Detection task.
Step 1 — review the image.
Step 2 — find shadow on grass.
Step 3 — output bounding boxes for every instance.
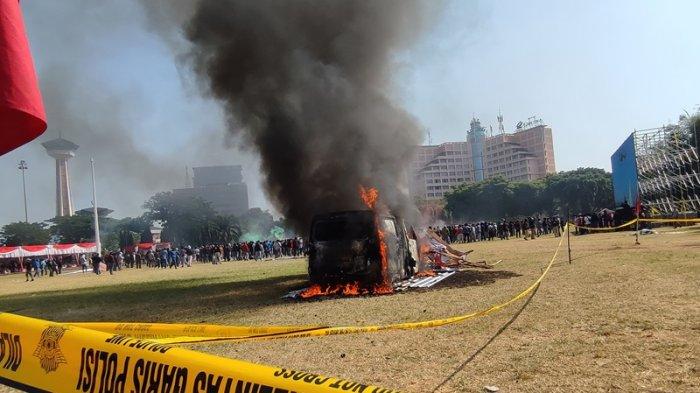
[1,273,309,323]
[425,269,522,291]
[2,269,522,322]
[431,283,541,392]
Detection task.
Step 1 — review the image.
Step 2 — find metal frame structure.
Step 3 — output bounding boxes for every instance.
[634,121,700,215]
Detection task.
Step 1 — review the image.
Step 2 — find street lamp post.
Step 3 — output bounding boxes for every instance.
[18,160,28,222]
[90,158,101,254]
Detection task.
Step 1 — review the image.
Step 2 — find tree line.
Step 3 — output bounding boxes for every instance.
[0,167,617,246]
[0,191,289,248]
[444,167,614,221]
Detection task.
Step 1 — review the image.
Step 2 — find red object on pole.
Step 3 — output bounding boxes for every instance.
[0,0,46,155]
[634,196,642,217]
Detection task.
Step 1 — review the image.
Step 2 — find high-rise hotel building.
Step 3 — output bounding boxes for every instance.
[410,117,556,201]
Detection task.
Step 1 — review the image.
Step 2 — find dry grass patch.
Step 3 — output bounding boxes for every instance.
[0,226,698,392]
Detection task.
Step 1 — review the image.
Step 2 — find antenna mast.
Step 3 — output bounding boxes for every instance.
[497,109,505,135]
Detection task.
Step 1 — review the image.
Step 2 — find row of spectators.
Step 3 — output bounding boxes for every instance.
[1,254,76,276]
[195,238,306,263]
[1,237,309,277]
[430,217,565,244]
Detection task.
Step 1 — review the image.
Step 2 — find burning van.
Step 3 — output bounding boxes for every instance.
[307,210,417,288]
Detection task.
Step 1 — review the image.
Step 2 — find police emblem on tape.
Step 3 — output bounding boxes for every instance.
[33,325,67,373]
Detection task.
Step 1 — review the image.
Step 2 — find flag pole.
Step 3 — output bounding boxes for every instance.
[566,208,572,264]
[90,157,101,254]
[634,196,641,245]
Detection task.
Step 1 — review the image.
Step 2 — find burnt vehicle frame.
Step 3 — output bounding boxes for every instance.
[307,210,417,286]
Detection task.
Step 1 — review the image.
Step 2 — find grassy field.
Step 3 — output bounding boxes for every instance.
[1,226,698,392]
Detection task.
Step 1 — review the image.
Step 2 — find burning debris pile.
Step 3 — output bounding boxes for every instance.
[288,187,493,300]
[418,229,493,271]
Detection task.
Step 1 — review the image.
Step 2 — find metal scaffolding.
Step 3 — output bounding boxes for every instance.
[634,120,700,215]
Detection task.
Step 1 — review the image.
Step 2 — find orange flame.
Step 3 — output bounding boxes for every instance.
[359,186,379,209]
[300,186,395,300]
[300,282,365,299]
[359,185,393,294]
[419,243,431,254]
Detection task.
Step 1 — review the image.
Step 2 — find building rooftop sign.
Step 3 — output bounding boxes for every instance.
[516,116,544,130]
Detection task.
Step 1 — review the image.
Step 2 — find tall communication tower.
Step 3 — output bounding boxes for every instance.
[42,136,78,217]
[497,109,505,135]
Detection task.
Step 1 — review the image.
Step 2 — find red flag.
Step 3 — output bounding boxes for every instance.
[0,0,46,155]
[634,196,642,217]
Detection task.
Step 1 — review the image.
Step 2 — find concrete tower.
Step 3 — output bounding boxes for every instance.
[468,117,486,181]
[42,137,79,217]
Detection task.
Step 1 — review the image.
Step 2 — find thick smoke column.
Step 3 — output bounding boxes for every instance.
[176,0,436,231]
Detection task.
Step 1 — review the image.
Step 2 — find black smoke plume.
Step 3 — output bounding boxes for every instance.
[170,0,438,231]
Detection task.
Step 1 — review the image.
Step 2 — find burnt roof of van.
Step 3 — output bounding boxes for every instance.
[313,210,373,219]
[312,210,397,220]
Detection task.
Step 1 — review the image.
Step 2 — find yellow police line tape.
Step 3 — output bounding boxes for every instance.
[0,223,568,393]
[639,218,700,223]
[65,225,568,345]
[569,218,638,231]
[0,312,398,393]
[570,217,700,231]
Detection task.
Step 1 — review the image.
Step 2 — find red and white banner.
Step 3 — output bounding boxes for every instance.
[0,242,97,258]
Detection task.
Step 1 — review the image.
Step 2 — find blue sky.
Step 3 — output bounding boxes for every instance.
[401,0,699,170]
[1,0,698,223]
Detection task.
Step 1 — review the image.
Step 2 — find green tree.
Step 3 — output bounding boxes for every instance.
[102,232,119,252]
[143,191,217,245]
[118,229,141,249]
[446,168,613,220]
[0,222,51,246]
[236,208,290,241]
[49,215,99,243]
[200,215,240,244]
[238,208,274,240]
[541,168,613,214]
[49,209,118,244]
[111,216,152,245]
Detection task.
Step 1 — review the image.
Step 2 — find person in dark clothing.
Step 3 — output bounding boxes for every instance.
[23,258,33,281]
[105,252,115,275]
[91,253,102,275]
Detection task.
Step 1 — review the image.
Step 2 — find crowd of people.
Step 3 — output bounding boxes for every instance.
[0,212,630,279]
[194,238,306,263]
[20,255,67,281]
[0,254,73,277]
[91,238,307,275]
[430,216,565,244]
[572,210,619,234]
[0,237,309,279]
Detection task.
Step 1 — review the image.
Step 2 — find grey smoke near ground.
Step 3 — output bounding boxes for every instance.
[143,0,439,231]
[41,66,180,190]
